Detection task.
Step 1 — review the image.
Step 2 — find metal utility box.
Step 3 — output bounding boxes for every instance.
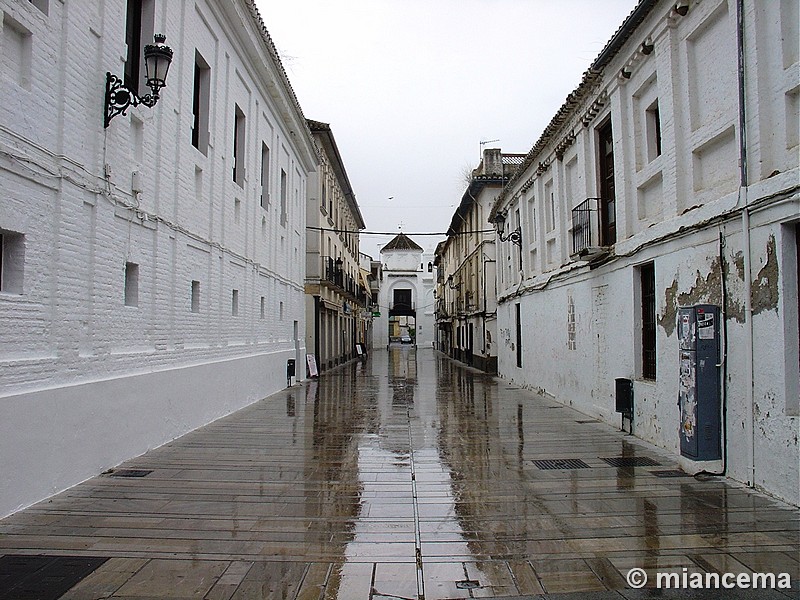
[286,359,296,387]
[615,378,633,414]
[678,304,721,460]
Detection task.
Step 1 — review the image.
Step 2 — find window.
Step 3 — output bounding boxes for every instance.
[528,197,537,244]
[124,0,154,94]
[515,208,523,271]
[231,289,239,316]
[393,289,412,309]
[28,0,48,15]
[124,262,139,307]
[191,280,200,313]
[232,104,246,185]
[280,169,288,225]
[598,120,617,246]
[646,100,662,161]
[1,14,32,90]
[545,181,555,232]
[260,296,266,319]
[192,51,210,154]
[260,143,270,209]
[640,262,657,380]
[279,301,284,320]
[0,230,25,293]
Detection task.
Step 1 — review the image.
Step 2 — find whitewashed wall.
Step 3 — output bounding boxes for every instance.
[0,0,316,517]
[375,246,435,348]
[494,0,798,505]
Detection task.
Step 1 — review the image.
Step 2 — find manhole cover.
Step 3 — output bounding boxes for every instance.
[107,469,153,478]
[456,580,481,589]
[601,457,661,467]
[651,469,690,477]
[533,459,591,470]
[0,555,108,600]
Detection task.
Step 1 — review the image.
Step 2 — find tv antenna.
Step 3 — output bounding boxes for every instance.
[480,139,500,156]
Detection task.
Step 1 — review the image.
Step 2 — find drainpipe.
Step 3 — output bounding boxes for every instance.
[483,257,496,356]
[736,0,756,488]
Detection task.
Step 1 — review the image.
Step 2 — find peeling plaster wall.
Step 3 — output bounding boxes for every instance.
[492,0,798,506]
[497,222,799,506]
[744,229,798,502]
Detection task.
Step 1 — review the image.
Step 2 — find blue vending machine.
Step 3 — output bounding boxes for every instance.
[678,304,721,460]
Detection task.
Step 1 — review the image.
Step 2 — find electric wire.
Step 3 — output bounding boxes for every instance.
[307,226,495,236]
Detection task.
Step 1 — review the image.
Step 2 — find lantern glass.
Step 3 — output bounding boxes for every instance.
[494,213,506,234]
[143,35,173,90]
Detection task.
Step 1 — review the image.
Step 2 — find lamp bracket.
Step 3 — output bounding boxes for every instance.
[105,73,161,128]
[498,225,522,247]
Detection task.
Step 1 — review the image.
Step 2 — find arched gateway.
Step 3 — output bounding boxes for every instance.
[373,233,435,348]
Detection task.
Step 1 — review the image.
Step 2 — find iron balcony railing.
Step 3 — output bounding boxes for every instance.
[571,197,600,256]
[389,302,415,311]
[323,256,367,305]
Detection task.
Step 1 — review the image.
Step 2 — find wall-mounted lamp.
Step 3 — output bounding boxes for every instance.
[493,212,522,247]
[641,37,654,55]
[446,275,461,290]
[674,1,689,16]
[105,34,174,128]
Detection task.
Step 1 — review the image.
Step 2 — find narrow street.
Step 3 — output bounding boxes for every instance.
[0,347,797,599]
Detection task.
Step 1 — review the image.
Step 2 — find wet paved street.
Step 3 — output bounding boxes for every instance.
[0,347,798,599]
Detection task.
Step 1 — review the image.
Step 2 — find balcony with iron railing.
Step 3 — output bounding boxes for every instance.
[322,256,368,306]
[571,197,610,260]
[389,301,416,311]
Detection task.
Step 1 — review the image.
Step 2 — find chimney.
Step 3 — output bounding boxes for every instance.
[482,148,502,176]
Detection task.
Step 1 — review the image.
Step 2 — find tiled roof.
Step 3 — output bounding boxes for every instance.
[502,154,526,166]
[243,1,312,138]
[490,0,659,222]
[381,233,423,252]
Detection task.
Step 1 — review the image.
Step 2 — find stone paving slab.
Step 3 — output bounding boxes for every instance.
[0,348,798,599]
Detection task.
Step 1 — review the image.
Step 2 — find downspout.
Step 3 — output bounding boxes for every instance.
[736,0,756,488]
[314,295,321,374]
[718,231,729,476]
[483,258,496,352]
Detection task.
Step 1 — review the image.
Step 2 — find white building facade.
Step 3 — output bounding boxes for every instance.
[374,234,435,348]
[435,149,523,373]
[491,0,798,505]
[305,120,368,373]
[0,0,317,517]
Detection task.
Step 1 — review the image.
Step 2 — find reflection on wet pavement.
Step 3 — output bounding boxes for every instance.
[0,347,797,599]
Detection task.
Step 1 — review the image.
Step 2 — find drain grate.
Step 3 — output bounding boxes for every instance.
[456,580,481,590]
[533,458,591,470]
[651,469,690,478]
[0,555,108,600]
[107,469,153,478]
[601,457,661,468]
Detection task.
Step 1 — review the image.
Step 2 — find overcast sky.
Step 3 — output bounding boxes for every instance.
[255,0,638,259]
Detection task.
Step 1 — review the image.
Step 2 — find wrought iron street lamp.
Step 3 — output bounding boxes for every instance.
[493,211,522,247]
[104,34,174,128]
